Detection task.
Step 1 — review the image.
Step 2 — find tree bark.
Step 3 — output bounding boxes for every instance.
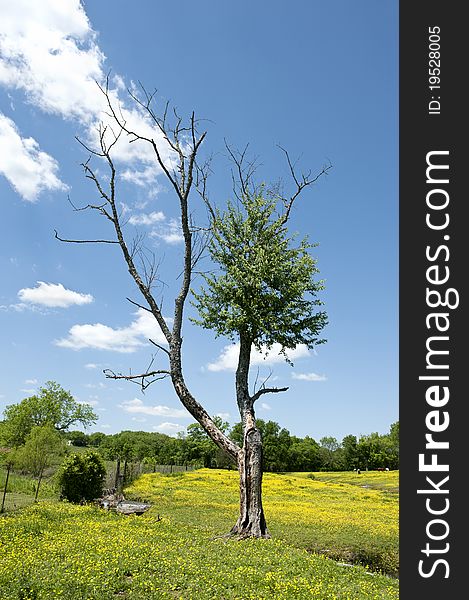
[229,334,270,538]
[230,411,270,538]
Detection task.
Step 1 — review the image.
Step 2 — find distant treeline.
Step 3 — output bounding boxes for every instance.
[66,420,399,472]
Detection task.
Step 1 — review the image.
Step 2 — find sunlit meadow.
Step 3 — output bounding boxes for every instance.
[0,469,399,599]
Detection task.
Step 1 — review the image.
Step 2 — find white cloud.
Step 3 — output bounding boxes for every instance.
[152,422,185,436]
[260,403,271,410]
[131,416,147,423]
[24,378,38,385]
[0,0,176,197]
[119,398,188,418]
[0,0,105,122]
[18,281,93,308]
[150,218,184,244]
[292,372,327,382]
[121,166,162,189]
[55,308,168,353]
[84,363,99,369]
[207,343,310,372]
[0,113,67,201]
[216,412,231,420]
[128,211,165,226]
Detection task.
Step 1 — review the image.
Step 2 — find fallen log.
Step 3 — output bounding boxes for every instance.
[115,501,151,516]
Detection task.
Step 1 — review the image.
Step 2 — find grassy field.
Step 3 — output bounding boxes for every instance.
[0,468,399,599]
[0,468,57,512]
[297,470,399,493]
[127,469,399,576]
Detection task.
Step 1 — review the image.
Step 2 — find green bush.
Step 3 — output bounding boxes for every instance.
[57,451,106,503]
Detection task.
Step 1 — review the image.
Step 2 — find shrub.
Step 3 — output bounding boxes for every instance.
[57,451,106,503]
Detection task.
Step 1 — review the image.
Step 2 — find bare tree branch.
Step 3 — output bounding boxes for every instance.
[277,145,332,224]
[54,230,119,244]
[224,140,260,201]
[250,386,289,404]
[148,338,171,356]
[126,297,152,312]
[104,369,171,380]
[104,367,171,392]
[63,78,240,461]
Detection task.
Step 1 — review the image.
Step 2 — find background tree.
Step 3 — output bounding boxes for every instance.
[88,432,106,448]
[66,430,89,447]
[186,416,231,468]
[341,434,359,470]
[384,421,399,469]
[13,425,65,501]
[57,81,329,538]
[356,432,389,470]
[288,436,321,471]
[318,436,341,470]
[57,451,106,503]
[1,381,97,447]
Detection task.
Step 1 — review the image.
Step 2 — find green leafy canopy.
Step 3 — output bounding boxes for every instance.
[1,381,97,447]
[191,189,327,355]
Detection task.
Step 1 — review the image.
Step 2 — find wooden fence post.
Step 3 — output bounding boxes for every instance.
[1,463,11,513]
[114,458,121,490]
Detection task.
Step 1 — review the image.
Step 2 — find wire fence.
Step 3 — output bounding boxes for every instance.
[1,462,200,514]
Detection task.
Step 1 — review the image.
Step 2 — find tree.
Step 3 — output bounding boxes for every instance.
[1,381,97,447]
[88,431,106,447]
[186,416,231,468]
[56,80,329,538]
[13,425,65,501]
[342,434,359,470]
[193,177,328,535]
[356,432,388,470]
[66,430,89,447]
[57,451,106,503]
[384,421,399,469]
[318,436,341,470]
[288,436,321,471]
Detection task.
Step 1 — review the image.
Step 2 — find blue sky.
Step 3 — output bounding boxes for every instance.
[0,0,398,442]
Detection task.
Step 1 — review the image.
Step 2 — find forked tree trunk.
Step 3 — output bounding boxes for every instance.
[230,415,270,538]
[228,335,271,538]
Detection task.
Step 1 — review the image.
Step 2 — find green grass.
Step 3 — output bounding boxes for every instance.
[293,470,399,493]
[127,469,399,577]
[0,468,57,512]
[0,469,399,599]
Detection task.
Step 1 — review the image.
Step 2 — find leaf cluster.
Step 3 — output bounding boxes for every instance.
[192,190,327,354]
[12,425,65,477]
[1,381,97,447]
[57,451,106,503]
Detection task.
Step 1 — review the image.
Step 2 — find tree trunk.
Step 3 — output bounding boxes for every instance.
[230,333,270,538]
[230,413,270,538]
[35,467,44,502]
